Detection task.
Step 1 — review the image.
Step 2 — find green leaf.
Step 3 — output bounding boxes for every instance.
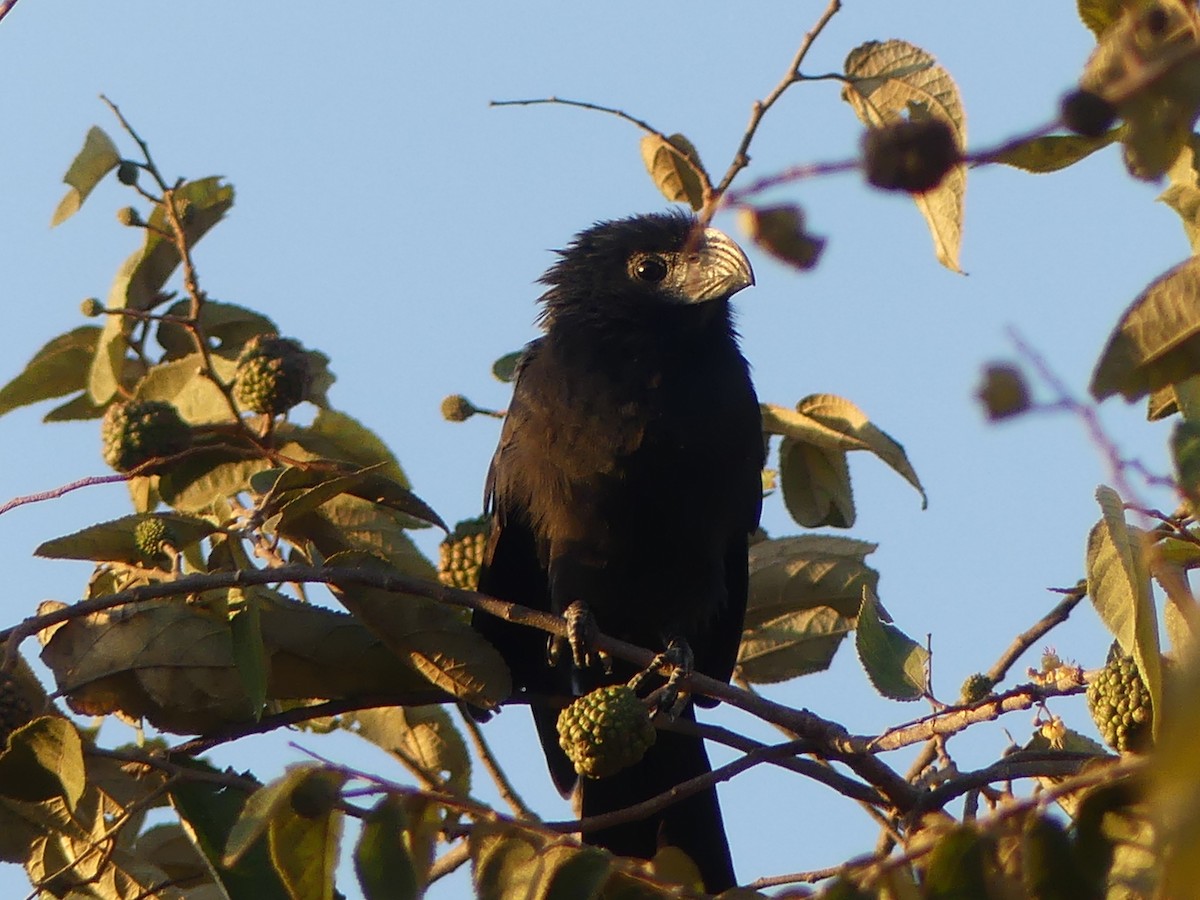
[1172,420,1200,514]
[170,763,292,900]
[355,795,439,900]
[349,706,471,795]
[779,438,855,528]
[1086,485,1163,738]
[855,588,928,701]
[1078,0,1124,37]
[0,718,85,809]
[470,825,613,900]
[1022,815,1089,900]
[327,556,511,707]
[739,536,878,683]
[51,126,120,227]
[1159,134,1200,254]
[319,494,440,577]
[43,390,107,422]
[158,447,272,512]
[34,512,215,564]
[796,394,927,507]
[157,299,278,360]
[639,132,709,211]
[134,354,238,424]
[304,409,411,488]
[1091,257,1200,402]
[843,40,966,272]
[492,350,524,383]
[991,129,1120,173]
[0,327,101,418]
[924,826,991,900]
[224,764,325,867]
[267,775,345,900]
[230,594,268,721]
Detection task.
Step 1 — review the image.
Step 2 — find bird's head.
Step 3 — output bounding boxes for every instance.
[536,211,754,330]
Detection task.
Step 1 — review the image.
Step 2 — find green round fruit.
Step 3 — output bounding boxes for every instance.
[101,400,192,473]
[233,334,313,416]
[134,516,175,561]
[1087,653,1152,753]
[440,394,476,423]
[959,672,995,704]
[557,684,656,779]
[438,516,490,591]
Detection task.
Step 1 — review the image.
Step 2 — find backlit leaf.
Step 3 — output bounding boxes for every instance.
[639,132,709,210]
[843,40,966,272]
[0,327,100,418]
[992,129,1120,173]
[1091,256,1200,402]
[855,588,927,701]
[51,126,120,227]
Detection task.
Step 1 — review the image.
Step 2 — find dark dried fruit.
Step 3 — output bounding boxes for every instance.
[1060,89,1117,138]
[862,118,960,194]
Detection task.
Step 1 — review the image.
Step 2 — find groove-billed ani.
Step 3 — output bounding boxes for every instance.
[472,211,763,892]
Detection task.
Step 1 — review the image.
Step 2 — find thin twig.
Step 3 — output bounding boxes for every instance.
[458,705,536,819]
[710,0,844,201]
[985,581,1088,686]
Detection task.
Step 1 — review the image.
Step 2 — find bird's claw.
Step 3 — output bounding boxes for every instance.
[547,600,610,672]
[629,638,694,719]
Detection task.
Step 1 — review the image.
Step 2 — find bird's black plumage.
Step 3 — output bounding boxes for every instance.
[473,211,763,892]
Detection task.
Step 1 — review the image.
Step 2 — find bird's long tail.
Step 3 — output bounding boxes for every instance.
[577,704,735,892]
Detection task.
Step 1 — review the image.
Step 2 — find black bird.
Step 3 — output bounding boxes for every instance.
[473,211,763,892]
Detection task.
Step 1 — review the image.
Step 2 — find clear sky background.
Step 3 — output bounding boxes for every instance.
[0,2,1186,896]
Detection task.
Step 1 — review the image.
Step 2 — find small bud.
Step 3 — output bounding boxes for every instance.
[116,160,140,186]
[116,206,143,227]
[441,394,477,423]
[977,364,1031,421]
[1060,89,1116,138]
[80,297,104,318]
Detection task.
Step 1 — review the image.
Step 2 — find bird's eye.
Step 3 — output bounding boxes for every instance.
[633,256,668,283]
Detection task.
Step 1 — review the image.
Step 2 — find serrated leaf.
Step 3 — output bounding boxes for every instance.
[305,409,410,488]
[779,438,854,528]
[855,589,927,701]
[0,327,101,418]
[0,718,85,809]
[1080,0,1200,180]
[1086,485,1163,738]
[319,494,440,578]
[326,555,510,707]
[1091,256,1200,402]
[355,795,439,900]
[171,768,292,900]
[843,40,966,272]
[1159,134,1200,253]
[991,128,1121,173]
[51,126,120,227]
[796,394,927,507]
[639,132,709,210]
[741,536,872,677]
[348,706,471,795]
[34,512,215,564]
[737,205,825,270]
[924,827,990,900]
[158,447,272,512]
[157,299,278,360]
[224,764,325,867]
[492,350,524,383]
[745,535,880,618]
[230,595,268,721]
[268,781,344,900]
[134,354,239,424]
[1078,0,1124,37]
[1172,420,1200,513]
[737,605,854,683]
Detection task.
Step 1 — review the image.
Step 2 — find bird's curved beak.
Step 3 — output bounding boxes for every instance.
[681,227,755,303]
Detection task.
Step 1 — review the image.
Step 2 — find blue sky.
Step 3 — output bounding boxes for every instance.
[0,3,1186,896]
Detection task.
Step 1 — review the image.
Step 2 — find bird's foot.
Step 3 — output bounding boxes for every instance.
[629,637,694,719]
[546,600,610,672]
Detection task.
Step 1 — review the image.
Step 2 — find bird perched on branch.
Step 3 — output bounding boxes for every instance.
[472,211,763,892]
